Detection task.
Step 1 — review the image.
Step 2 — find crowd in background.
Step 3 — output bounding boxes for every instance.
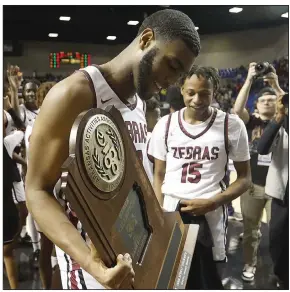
[3,54,289,290]
[20,56,289,114]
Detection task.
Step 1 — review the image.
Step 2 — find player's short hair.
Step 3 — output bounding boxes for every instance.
[146,96,160,112]
[166,85,185,111]
[179,65,220,93]
[257,87,277,99]
[22,79,40,94]
[138,9,201,56]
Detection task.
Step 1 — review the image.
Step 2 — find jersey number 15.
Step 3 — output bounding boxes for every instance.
[181,162,203,183]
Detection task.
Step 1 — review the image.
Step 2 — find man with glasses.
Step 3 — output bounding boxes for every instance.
[233,62,285,282]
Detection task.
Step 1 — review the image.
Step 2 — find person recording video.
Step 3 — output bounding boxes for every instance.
[233,61,285,282]
[257,92,288,289]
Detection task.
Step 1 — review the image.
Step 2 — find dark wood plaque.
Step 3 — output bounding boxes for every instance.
[60,106,198,289]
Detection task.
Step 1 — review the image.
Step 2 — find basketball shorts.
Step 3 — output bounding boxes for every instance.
[163,194,228,261]
[55,245,105,289]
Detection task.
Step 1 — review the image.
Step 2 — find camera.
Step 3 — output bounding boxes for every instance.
[281,93,289,107]
[255,62,274,77]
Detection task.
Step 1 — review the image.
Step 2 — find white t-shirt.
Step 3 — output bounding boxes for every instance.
[148,107,250,202]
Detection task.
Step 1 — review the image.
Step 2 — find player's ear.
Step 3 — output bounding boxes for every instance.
[181,86,184,96]
[138,28,155,51]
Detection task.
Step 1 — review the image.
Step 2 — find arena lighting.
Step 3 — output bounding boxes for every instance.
[195,26,199,30]
[48,33,58,38]
[229,7,243,13]
[59,16,71,21]
[127,20,139,25]
[281,12,288,18]
[107,36,116,40]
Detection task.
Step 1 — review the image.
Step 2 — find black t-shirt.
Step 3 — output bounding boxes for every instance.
[246,115,270,186]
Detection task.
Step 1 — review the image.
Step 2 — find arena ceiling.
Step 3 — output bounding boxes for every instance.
[3,5,289,44]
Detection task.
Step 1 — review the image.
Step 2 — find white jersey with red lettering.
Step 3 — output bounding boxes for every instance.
[55,65,148,289]
[148,107,250,260]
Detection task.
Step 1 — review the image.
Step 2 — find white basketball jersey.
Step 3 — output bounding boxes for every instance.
[149,107,229,261]
[4,110,17,135]
[79,65,148,166]
[162,107,229,200]
[20,104,40,127]
[56,65,149,289]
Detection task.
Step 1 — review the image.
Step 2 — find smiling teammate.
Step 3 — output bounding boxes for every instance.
[149,66,251,289]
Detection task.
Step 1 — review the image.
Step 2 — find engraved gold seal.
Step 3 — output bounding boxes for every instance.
[82,114,125,193]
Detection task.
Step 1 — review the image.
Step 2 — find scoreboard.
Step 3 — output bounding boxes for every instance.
[49,52,91,68]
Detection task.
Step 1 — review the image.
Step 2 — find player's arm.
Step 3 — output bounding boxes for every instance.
[180,158,251,214]
[25,73,133,288]
[7,65,21,118]
[153,159,166,206]
[12,152,27,166]
[147,116,168,207]
[211,160,251,208]
[233,62,257,124]
[212,117,251,207]
[180,160,251,215]
[257,94,287,155]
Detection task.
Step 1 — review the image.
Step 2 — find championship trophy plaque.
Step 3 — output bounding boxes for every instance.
[60,107,198,289]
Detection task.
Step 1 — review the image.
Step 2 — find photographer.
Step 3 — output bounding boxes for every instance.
[233,62,285,282]
[257,93,288,289]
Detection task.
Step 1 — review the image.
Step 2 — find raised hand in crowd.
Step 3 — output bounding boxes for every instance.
[7,64,22,91]
[263,65,285,96]
[245,62,258,82]
[6,64,22,117]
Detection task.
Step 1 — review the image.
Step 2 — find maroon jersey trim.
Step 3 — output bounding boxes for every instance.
[178,108,217,140]
[147,137,154,163]
[91,64,138,111]
[78,70,97,108]
[224,113,229,156]
[165,113,173,152]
